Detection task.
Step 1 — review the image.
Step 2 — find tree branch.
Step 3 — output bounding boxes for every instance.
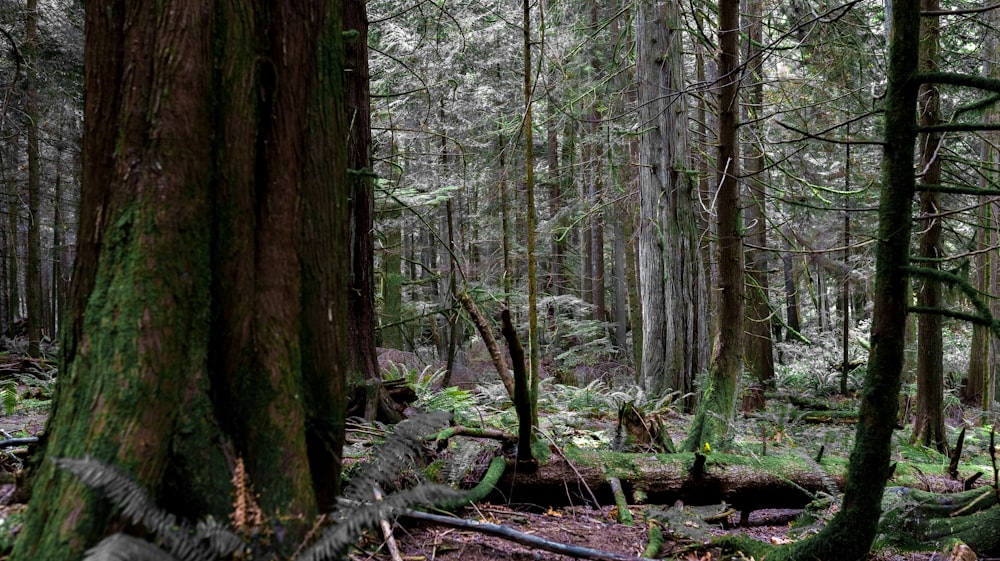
[922,2,1000,16]
[915,72,1000,93]
[401,509,648,561]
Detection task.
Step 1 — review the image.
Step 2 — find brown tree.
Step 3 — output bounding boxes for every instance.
[741,0,774,410]
[911,0,947,452]
[684,0,743,449]
[12,2,350,558]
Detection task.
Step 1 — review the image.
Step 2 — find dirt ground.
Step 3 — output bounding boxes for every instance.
[355,503,943,561]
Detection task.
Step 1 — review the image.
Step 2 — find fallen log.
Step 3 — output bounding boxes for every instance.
[878,486,1000,556]
[491,451,844,513]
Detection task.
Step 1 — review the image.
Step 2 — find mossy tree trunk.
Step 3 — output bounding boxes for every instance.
[684,0,743,451]
[12,3,350,559]
[771,0,920,558]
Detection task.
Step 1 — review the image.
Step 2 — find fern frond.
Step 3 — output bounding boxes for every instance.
[0,381,18,415]
[300,484,466,561]
[342,411,449,501]
[195,517,244,558]
[55,456,240,561]
[83,533,179,561]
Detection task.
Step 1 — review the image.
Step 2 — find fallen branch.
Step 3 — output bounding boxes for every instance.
[609,477,633,525]
[430,425,517,446]
[373,486,403,561]
[401,509,647,561]
[0,437,38,448]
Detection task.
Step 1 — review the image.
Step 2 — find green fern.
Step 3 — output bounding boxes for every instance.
[0,381,19,415]
[289,411,469,560]
[54,456,243,561]
[56,412,469,561]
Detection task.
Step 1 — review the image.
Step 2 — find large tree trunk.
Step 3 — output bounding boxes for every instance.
[12,3,349,559]
[774,0,920,558]
[635,0,709,405]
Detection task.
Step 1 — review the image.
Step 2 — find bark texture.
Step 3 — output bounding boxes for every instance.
[13,3,349,559]
[635,0,709,403]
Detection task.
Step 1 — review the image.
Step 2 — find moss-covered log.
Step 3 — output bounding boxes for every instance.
[491,451,844,512]
[878,487,1000,555]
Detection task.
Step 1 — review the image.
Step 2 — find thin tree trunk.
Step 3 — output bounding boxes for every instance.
[778,0,920,555]
[345,0,379,393]
[25,0,41,358]
[684,0,743,448]
[547,98,563,297]
[523,0,541,433]
[741,0,773,410]
[5,146,18,330]
[841,125,852,395]
[50,144,62,337]
[965,8,999,411]
[911,0,947,453]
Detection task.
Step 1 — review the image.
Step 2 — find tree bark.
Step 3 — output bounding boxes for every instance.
[684,0,743,449]
[912,0,947,453]
[344,0,380,392]
[635,0,709,405]
[523,0,541,434]
[13,3,349,558]
[965,9,999,410]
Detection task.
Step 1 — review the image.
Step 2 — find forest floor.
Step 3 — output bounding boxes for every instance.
[0,346,988,560]
[358,502,948,561]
